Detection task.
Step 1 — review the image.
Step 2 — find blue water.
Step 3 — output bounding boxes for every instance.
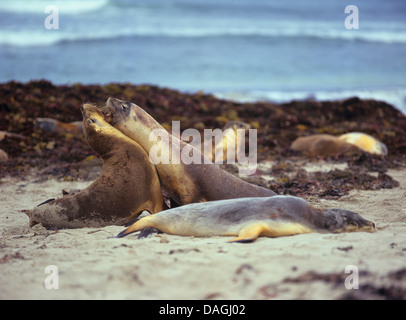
[1,0,406,113]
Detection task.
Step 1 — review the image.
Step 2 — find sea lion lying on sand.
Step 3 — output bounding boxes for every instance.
[290,134,362,156]
[291,132,387,157]
[117,196,376,242]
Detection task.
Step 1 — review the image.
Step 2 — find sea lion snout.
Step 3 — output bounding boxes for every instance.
[322,208,376,233]
[376,142,388,156]
[35,118,57,132]
[21,209,38,227]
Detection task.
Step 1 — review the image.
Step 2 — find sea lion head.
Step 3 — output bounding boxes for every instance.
[35,118,58,132]
[223,121,251,131]
[322,208,376,233]
[81,103,119,156]
[100,97,156,141]
[338,132,388,156]
[371,141,388,156]
[22,198,65,228]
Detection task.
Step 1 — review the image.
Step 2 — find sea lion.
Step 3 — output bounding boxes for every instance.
[215,120,251,163]
[116,196,376,242]
[24,104,166,229]
[100,98,276,205]
[338,132,388,156]
[35,117,83,136]
[202,121,251,163]
[290,134,361,156]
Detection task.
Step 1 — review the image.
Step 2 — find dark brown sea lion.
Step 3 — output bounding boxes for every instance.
[24,104,166,229]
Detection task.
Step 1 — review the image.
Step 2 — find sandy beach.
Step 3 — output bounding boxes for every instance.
[1,0,406,303]
[1,82,406,300]
[1,161,405,300]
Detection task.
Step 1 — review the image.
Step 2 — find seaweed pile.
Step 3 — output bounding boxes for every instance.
[1,80,405,198]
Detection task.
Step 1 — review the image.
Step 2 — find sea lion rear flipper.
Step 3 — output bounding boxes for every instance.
[228,224,267,243]
[116,227,160,239]
[138,228,161,239]
[116,215,156,238]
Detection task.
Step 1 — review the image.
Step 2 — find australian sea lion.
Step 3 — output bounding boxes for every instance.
[24,104,166,229]
[100,98,276,205]
[35,117,83,136]
[116,196,376,242]
[181,120,251,163]
[215,120,251,163]
[338,132,388,156]
[290,134,361,156]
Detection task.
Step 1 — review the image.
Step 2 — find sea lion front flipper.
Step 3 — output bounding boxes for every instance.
[228,223,268,243]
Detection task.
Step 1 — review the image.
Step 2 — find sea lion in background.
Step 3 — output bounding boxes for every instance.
[215,121,251,163]
[180,120,250,163]
[100,98,276,206]
[290,134,361,156]
[35,117,83,136]
[116,196,376,242]
[338,132,388,156]
[24,104,166,229]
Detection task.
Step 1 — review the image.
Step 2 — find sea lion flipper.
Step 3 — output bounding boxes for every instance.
[116,215,156,238]
[37,198,56,207]
[228,223,267,243]
[138,227,160,239]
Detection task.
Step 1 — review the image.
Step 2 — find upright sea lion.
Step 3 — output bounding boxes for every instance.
[338,132,388,156]
[24,104,166,229]
[116,196,376,242]
[290,134,361,156]
[100,98,276,205]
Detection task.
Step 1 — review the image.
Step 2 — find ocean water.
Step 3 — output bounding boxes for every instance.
[1,0,406,113]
